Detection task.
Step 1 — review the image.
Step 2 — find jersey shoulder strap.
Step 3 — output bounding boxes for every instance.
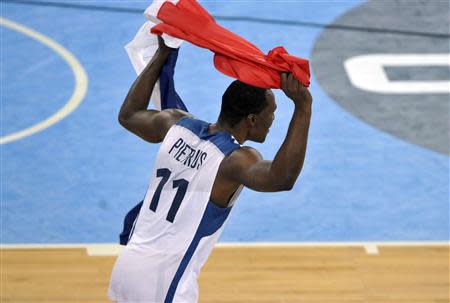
[175,117,241,156]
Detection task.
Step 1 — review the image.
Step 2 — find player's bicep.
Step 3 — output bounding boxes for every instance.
[239,160,280,192]
[119,110,167,143]
[226,148,287,192]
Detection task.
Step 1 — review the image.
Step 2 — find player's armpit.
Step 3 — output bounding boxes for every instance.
[119,108,189,143]
[223,147,294,192]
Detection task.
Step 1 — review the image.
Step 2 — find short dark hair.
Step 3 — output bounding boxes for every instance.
[219,80,268,127]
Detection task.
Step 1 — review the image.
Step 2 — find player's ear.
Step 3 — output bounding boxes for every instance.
[247,114,257,127]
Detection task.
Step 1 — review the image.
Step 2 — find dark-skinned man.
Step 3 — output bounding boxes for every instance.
[109,37,312,303]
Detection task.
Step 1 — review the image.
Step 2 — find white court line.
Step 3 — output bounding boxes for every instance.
[0,17,88,144]
[363,244,379,255]
[1,241,448,256]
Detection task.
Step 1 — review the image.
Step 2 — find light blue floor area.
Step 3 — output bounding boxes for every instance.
[2,0,448,243]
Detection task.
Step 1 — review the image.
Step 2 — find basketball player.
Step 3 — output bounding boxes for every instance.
[109,38,312,303]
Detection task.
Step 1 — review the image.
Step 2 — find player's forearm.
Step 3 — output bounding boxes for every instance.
[270,107,311,189]
[119,48,171,122]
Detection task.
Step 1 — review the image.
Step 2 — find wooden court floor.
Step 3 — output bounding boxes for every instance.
[2,244,449,303]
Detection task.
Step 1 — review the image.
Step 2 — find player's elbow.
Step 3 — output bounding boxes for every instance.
[281,172,301,191]
[118,117,130,131]
[118,115,138,135]
[266,171,298,192]
[118,110,132,128]
[273,177,296,191]
[118,115,127,127]
[278,181,294,191]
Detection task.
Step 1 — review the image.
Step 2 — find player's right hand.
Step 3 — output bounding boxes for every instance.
[157,35,175,54]
[281,73,312,113]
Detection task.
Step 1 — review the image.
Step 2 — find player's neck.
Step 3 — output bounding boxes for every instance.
[210,120,246,144]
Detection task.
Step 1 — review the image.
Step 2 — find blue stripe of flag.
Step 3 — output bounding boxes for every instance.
[159,49,187,111]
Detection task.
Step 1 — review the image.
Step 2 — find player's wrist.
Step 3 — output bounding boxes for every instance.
[293,103,312,117]
[156,47,172,58]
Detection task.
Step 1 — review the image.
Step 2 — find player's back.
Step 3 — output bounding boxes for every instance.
[109,117,242,303]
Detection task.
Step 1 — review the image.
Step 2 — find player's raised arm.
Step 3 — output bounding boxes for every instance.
[118,37,188,143]
[225,73,312,192]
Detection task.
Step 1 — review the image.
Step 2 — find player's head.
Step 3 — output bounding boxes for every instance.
[219,80,276,143]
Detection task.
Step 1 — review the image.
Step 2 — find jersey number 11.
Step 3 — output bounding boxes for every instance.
[149,168,189,223]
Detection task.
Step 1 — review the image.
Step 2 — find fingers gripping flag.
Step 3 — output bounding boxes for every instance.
[125,0,187,111]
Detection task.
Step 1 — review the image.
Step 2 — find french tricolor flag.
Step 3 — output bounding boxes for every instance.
[125,0,187,111]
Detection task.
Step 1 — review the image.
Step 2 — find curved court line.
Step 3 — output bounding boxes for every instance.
[0,17,88,144]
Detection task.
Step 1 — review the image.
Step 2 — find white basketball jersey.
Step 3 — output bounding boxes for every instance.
[109,117,242,303]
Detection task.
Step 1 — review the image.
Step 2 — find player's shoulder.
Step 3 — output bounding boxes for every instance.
[159,109,193,136]
[217,146,263,183]
[160,108,192,122]
[223,145,263,169]
[231,146,262,158]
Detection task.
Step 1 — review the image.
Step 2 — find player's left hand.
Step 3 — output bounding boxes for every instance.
[281,73,312,112]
